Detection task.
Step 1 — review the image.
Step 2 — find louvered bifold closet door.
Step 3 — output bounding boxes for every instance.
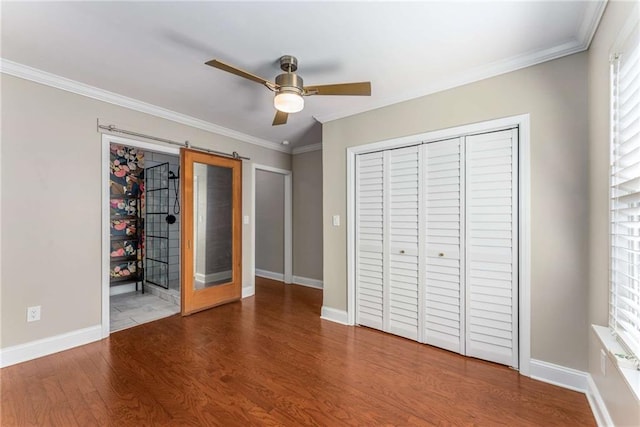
[355,152,385,329]
[423,138,464,353]
[386,146,422,340]
[465,129,519,368]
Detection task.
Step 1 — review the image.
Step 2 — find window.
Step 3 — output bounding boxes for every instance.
[610,13,640,364]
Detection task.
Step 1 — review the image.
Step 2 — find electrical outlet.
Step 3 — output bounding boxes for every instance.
[600,349,607,375]
[27,305,41,322]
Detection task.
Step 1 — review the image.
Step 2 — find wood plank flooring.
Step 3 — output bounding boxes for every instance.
[2,277,595,426]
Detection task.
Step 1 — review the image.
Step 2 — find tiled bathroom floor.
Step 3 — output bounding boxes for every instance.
[110,291,180,332]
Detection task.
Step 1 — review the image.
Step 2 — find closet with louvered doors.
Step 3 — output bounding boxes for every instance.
[354,128,519,368]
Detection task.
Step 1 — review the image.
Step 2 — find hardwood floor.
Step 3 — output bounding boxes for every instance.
[2,277,595,426]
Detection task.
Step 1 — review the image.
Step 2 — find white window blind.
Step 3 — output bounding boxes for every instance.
[610,15,640,364]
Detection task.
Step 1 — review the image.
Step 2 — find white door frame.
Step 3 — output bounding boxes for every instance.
[250,163,293,292]
[346,114,531,376]
[101,133,180,339]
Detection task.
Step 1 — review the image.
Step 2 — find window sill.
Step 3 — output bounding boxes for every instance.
[592,324,640,402]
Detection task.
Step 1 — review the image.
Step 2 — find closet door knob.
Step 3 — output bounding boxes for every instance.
[439,252,445,257]
[400,250,405,254]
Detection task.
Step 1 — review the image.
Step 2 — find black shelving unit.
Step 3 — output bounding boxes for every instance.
[109,194,144,291]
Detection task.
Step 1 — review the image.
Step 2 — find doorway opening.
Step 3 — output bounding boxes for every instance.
[249,164,292,296]
[102,134,181,336]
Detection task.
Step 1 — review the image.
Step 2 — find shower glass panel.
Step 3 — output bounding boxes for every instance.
[145,163,170,289]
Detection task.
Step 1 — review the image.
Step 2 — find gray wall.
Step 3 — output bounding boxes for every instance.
[255,170,285,274]
[1,73,291,348]
[292,150,323,281]
[323,52,589,370]
[587,1,640,425]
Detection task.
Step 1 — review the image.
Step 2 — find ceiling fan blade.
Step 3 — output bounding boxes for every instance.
[304,82,371,96]
[205,59,273,86]
[272,110,288,126]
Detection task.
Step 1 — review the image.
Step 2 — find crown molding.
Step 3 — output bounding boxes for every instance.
[315,39,585,124]
[0,58,292,154]
[578,0,607,49]
[292,143,322,155]
[315,1,607,124]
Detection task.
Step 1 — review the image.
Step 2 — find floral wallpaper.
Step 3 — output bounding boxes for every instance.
[110,145,144,281]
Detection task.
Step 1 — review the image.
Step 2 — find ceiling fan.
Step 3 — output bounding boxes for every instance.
[205,55,371,126]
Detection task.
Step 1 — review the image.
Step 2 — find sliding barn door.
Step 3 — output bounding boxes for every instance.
[355,152,385,330]
[181,149,242,315]
[465,129,518,367]
[422,137,465,353]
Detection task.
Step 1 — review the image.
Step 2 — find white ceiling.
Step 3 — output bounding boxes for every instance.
[1,1,605,151]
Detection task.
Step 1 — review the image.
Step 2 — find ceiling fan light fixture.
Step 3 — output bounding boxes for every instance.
[274,91,304,113]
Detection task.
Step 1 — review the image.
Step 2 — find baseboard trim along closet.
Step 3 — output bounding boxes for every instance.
[321,306,350,325]
[0,325,102,368]
[255,269,285,282]
[292,275,323,289]
[529,359,588,393]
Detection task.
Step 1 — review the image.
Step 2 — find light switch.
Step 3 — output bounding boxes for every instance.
[332,215,340,226]
[243,215,250,225]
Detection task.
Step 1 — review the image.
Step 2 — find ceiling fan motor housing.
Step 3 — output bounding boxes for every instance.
[275,72,304,95]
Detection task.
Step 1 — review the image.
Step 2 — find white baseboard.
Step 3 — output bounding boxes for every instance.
[292,275,323,289]
[109,282,136,296]
[586,374,614,427]
[529,359,588,393]
[242,286,255,298]
[195,270,232,283]
[321,306,350,325]
[0,325,102,368]
[255,269,284,282]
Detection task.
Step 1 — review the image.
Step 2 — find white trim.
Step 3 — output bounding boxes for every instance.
[518,116,532,376]
[292,275,323,289]
[0,325,102,368]
[315,4,606,125]
[255,269,285,282]
[321,306,350,325]
[346,147,357,326]
[242,286,255,298]
[586,374,615,427]
[250,164,293,296]
[529,359,588,393]
[101,136,111,339]
[292,143,322,155]
[1,59,290,154]
[578,1,608,50]
[101,134,181,339]
[314,45,583,124]
[346,114,532,372]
